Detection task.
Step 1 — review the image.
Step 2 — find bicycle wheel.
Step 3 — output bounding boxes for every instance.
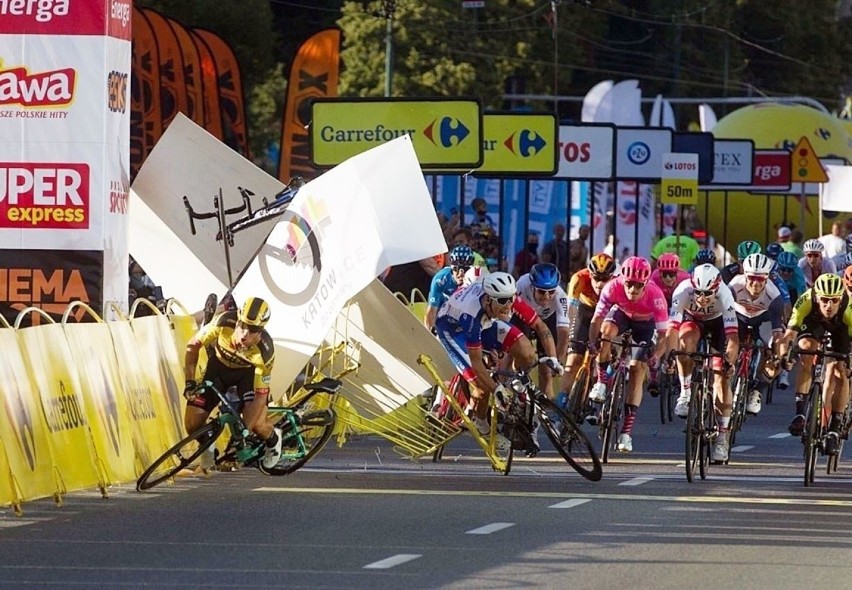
[728,376,748,448]
[536,397,602,482]
[600,369,624,464]
[684,382,702,483]
[698,374,715,479]
[803,390,821,487]
[567,365,589,425]
[262,409,336,476]
[659,371,675,424]
[136,421,224,491]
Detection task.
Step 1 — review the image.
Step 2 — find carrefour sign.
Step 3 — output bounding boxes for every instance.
[311,98,482,169]
[474,113,557,176]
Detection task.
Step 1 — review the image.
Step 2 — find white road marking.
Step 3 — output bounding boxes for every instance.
[466,522,515,535]
[550,498,592,509]
[769,432,792,439]
[363,554,421,569]
[620,477,654,486]
[730,445,755,453]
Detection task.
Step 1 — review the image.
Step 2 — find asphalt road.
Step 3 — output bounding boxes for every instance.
[0,390,851,589]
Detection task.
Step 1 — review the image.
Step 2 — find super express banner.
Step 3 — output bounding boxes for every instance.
[0,0,132,322]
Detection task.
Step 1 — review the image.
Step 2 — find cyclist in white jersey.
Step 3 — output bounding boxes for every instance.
[728,253,784,416]
[799,239,837,287]
[667,264,740,462]
[514,263,570,399]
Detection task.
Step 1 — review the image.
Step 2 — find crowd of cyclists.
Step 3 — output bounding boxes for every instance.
[425,227,852,464]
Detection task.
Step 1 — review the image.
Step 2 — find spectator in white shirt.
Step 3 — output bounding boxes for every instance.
[818,221,847,259]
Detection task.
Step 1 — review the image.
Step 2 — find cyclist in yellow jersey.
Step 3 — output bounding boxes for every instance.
[183,297,282,469]
[778,274,852,454]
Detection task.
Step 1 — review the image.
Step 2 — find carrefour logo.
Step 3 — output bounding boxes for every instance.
[503,129,546,157]
[423,117,470,147]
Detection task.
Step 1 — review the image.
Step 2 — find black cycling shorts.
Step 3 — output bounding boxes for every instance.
[188,354,256,413]
[568,303,595,354]
[797,322,851,356]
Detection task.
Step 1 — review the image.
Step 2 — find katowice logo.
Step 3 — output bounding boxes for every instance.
[423,117,470,147]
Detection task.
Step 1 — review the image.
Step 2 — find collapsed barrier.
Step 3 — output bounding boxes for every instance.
[0,283,462,514]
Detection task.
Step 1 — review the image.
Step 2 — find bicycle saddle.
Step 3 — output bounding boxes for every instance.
[304,378,342,394]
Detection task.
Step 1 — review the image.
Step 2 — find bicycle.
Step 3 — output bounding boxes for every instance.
[827,393,852,474]
[672,339,724,482]
[729,330,763,447]
[787,337,848,487]
[597,330,650,464]
[494,364,602,481]
[136,377,341,491]
[565,342,594,427]
[657,351,679,424]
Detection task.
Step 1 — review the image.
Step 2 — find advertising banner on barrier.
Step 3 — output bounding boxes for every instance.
[0,0,131,316]
[107,321,174,466]
[16,323,101,492]
[0,330,56,502]
[0,249,102,326]
[63,323,136,483]
[130,316,186,445]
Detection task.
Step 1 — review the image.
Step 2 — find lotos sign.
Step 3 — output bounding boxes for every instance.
[0,162,89,228]
[555,123,615,180]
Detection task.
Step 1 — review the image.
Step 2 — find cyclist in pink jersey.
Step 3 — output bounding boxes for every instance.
[587,256,669,452]
[650,252,690,306]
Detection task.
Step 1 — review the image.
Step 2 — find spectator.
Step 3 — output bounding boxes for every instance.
[777,225,803,259]
[512,231,539,278]
[567,224,591,277]
[541,223,569,284]
[382,257,443,299]
[819,221,846,258]
[469,197,496,234]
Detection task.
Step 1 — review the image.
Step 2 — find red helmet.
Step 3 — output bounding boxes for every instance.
[844,265,852,288]
[620,256,652,283]
[656,252,680,272]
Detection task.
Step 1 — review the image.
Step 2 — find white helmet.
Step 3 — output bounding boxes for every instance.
[463,266,488,287]
[482,271,516,299]
[742,252,773,275]
[691,264,721,292]
[803,238,824,253]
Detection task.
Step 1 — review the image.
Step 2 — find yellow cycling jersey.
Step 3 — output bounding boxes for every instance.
[788,289,852,336]
[197,310,275,392]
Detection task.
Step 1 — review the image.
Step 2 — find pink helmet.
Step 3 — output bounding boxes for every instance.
[656,252,680,272]
[621,256,652,283]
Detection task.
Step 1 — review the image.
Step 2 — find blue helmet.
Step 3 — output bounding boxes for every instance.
[694,248,716,266]
[529,263,561,289]
[776,251,797,270]
[449,245,474,267]
[765,242,783,260]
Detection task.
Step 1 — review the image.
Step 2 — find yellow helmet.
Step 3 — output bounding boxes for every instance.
[238,297,271,328]
[588,252,616,277]
[813,274,844,298]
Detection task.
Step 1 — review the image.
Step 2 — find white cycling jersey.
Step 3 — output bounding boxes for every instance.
[728,274,782,319]
[668,279,738,331]
[798,256,837,287]
[516,274,569,327]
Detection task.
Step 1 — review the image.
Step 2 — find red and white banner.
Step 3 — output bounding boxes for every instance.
[0,0,131,321]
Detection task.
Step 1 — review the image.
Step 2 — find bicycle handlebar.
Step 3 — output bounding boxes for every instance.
[787,346,849,363]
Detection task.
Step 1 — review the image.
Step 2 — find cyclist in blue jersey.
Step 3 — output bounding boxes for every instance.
[764,242,792,311]
[424,246,474,332]
[776,251,807,304]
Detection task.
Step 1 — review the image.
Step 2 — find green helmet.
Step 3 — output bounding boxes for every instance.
[737,240,762,261]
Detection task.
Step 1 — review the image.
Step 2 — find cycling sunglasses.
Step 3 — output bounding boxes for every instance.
[819,296,841,305]
[745,274,768,283]
[591,273,612,282]
[491,295,514,305]
[694,288,715,297]
[805,252,822,258]
[625,280,646,290]
[660,271,678,279]
[535,288,557,296]
[778,266,794,273]
[451,265,470,273]
[237,322,263,334]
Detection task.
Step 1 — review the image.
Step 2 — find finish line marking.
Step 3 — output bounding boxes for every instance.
[550,498,592,509]
[620,477,654,486]
[253,487,852,507]
[466,522,514,535]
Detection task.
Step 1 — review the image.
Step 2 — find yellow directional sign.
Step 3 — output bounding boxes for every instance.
[660,152,699,205]
[790,136,828,183]
[474,113,558,175]
[310,98,482,169]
